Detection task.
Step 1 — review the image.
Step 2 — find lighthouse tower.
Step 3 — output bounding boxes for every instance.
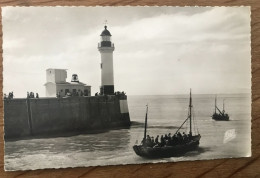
[98,25,115,95]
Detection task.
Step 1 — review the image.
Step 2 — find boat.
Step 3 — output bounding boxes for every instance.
[133,89,201,158]
[212,96,229,121]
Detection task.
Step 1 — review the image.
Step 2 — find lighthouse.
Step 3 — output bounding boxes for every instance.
[98,25,115,95]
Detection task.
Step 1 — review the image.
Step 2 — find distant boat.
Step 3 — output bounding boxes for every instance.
[133,89,201,158]
[212,96,229,121]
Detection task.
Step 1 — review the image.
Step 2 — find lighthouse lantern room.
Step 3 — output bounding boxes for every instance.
[98,25,115,95]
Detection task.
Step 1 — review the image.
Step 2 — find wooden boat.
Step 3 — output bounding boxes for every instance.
[133,89,201,158]
[212,96,229,121]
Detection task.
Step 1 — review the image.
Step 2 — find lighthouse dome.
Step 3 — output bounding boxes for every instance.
[100,26,112,36]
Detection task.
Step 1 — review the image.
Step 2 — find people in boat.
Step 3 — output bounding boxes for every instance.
[151,137,154,144]
[143,130,198,148]
[141,137,145,145]
[171,134,177,144]
[177,132,182,137]
[155,135,159,144]
[141,135,156,147]
[147,135,151,142]
[183,132,188,143]
[143,135,150,146]
[164,134,168,140]
[160,135,165,146]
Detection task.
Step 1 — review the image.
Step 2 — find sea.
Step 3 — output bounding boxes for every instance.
[4,94,251,171]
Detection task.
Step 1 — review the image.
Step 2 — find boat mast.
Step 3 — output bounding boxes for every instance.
[215,96,217,114]
[189,89,192,136]
[144,105,148,140]
[223,99,225,113]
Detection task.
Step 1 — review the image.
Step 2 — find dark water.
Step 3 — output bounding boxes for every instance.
[4,94,251,170]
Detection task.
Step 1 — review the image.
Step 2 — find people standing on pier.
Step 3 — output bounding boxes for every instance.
[27,92,40,98]
[7,92,14,99]
[57,92,61,98]
[29,92,34,98]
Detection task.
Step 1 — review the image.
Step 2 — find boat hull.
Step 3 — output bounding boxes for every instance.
[212,114,229,121]
[133,135,201,158]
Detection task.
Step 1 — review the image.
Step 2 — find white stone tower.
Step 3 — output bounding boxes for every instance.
[98,25,115,95]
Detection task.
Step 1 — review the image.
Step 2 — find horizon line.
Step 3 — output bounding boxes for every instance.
[126,93,251,96]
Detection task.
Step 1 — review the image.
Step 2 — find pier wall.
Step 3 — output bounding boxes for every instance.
[4,95,130,139]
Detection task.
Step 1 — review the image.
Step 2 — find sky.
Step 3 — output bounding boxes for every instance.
[2,6,251,97]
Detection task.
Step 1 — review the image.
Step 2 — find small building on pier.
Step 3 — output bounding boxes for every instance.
[44,68,91,97]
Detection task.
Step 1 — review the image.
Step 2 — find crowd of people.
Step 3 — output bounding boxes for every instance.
[4,91,39,99]
[94,91,126,96]
[4,92,14,99]
[115,91,126,96]
[57,90,89,98]
[4,90,125,99]
[141,132,193,148]
[27,92,39,98]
